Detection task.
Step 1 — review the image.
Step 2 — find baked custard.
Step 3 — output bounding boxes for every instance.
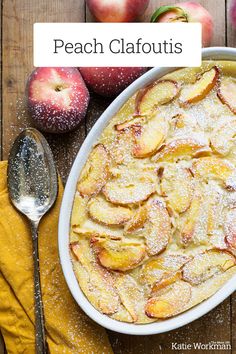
[69,61,236,323]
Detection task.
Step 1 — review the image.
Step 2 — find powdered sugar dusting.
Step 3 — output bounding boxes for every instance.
[69,62,236,326]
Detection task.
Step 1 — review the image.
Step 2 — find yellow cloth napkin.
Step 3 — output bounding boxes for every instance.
[0,161,113,354]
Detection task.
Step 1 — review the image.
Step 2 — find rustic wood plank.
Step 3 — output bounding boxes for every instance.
[2,0,86,182]
[232,295,236,353]
[200,0,226,46]
[227,0,236,47]
[0,333,4,354]
[109,304,232,354]
[109,300,232,354]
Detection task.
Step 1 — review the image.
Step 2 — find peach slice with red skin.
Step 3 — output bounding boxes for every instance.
[88,195,132,226]
[151,271,182,294]
[218,76,236,114]
[70,241,119,314]
[110,130,134,165]
[181,187,225,247]
[132,115,167,158]
[181,192,202,245]
[73,227,122,241]
[152,138,211,162]
[135,80,180,115]
[71,192,88,227]
[160,165,194,213]
[140,254,190,285]
[115,113,168,158]
[77,144,109,197]
[103,171,155,205]
[224,208,236,250]
[95,239,146,272]
[191,157,236,191]
[206,191,223,237]
[124,204,148,234]
[179,66,219,106]
[210,118,236,156]
[114,274,143,322]
[145,281,192,319]
[145,199,172,256]
[114,116,146,131]
[182,249,236,285]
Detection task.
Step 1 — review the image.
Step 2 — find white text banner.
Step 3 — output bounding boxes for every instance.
[34,23,202,67]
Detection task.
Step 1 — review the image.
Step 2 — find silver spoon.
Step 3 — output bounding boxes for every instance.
[7,128,58,354]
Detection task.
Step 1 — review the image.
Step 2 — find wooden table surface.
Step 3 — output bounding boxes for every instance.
[1,0,236,353]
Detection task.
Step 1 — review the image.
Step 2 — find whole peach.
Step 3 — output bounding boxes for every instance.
[151,1,213,47]
[26,67,89,133]
[79,67,147,97]
[230,0,236,28]
[86,0,150,22]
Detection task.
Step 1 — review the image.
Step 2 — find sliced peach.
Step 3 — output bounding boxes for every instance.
[171,113,200,132]
[172,113,185,129]
[114,274,142,322]
[152,138,211,162]
[132,115,167,158]
[179,66,219,106]
[139,254,190,285]
[207,203,215,236]
[224,208,236,250]
[73,227,122,241]
[124,204,148,234]
[145,281,192,319]
[140,259,166,285]
[182,249,235,285]
[161,165,194,213]
[70,192,88,227]
[181,187,224,247]
[114,116,146,131]
[103,171,155,205]
[70,240,119,314]
[210,118,236,156]
[110,305,133,323]
[96,240,146,271]
[88,195,132,226]
[145,199,171,256]
[151,271,181,293]
[136,80,180,115]
[181,193,202,245]
[210,230,228,250]
[206,191,222,237]
[110,130,134,165]
[218,76,236,114]
[77,144,109,197]
[192,157,236,190]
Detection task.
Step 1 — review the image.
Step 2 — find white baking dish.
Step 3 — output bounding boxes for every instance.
[58,47,236,335]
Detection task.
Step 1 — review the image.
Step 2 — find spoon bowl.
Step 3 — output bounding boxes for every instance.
[7,128,58,353]
[8,128,58,222]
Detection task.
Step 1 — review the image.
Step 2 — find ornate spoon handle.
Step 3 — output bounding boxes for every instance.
[31,221,47,354]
